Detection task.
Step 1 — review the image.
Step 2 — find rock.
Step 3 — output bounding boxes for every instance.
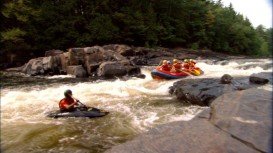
[59,52,70,72]
[22,58,43,75]
[67,65,87,78]
[107,119,258,153]
[21,56,62,75]
[105,50,128,61]
[68,48,85,65]
[130,56,147,65]
[133,47,150,56]
[107,88,272,153]
[209,89,272,153]
[83,46,131,75]
[84,46,106,75]
[170,78,257,106]
[86,63,100,75]
[84,46,105,62]
[30,59,44,75]
[127,66,141,75]
[170,78,232,106]
[103,44,135,56]
[249,73,269,85]
[45,49,63,57]
[220,74,233,84]
[42,56,61,72]
[116,45,134,56]
[97,61,127,78]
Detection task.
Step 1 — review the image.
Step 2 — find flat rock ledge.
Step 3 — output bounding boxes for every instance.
[107,88,272,153]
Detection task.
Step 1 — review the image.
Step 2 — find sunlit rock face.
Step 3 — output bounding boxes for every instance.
[107,88,272,153]
[9,44,142,78]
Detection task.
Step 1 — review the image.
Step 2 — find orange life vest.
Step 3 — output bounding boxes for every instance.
[59,98,76,111]
[161,64,171,71]
[173,63,182,71]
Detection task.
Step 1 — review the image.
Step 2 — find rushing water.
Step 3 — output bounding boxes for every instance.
[1,59,272,153]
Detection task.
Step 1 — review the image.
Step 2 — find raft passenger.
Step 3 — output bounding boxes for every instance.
[160,60,171,71]
[171,59,182,72]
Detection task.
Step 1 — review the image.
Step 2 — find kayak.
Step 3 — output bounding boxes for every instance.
[151,67,190,80]
[47,107,109,118]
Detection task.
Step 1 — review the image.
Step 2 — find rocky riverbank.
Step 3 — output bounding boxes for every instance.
[6,44,249,79]
[107,72,272,153]
[107,88,272,153]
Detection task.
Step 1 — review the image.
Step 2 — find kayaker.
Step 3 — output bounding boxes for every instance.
[171,59,182,72]
[160,60,171,71]
[59,89,79,112]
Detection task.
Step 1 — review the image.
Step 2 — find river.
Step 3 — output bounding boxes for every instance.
[1,59,272,153]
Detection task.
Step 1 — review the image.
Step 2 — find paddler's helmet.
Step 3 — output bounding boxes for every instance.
[167,61,171,65]
[173,59,178,63]
[64,89,72,98]
[162,60,167,64]
[184,59,189,63]
[189,59,196,64]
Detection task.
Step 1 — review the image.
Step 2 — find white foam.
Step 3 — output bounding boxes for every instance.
[1,59,272,130]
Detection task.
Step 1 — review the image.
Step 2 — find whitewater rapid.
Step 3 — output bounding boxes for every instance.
[1,58,272,152]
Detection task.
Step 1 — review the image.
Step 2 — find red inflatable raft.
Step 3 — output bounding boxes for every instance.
[151,67,203,80]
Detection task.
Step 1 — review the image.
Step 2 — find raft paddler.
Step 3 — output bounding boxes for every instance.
[160,60,171,71]
[171,59,182,72]
[183,59,196,70]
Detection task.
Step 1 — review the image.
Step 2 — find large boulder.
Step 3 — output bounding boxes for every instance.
[107,89,272,153]
[21,58,44,75]
[249,73,270,85]
[83,46,130,75]
[104,50,129,61]
[42,56,61,72]
[84,46,106,75]
[133,47,150,56]
[209,89,272,153]
[169,75,261,106]
[129,56,148,65]
[220,74,233,84]
[108,119,258,153]
[68,48,85,65]
[118,45,134,56]
[97,61,127,78]
[67,65,87,78]
[59,52,70,72]
[103,44,135,56]
[21,56,62,75]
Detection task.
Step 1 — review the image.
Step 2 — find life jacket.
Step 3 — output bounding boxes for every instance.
[161,64,171,71]
[184,61,197,69]
[183,63,190,69]
[59,98,76,111]
[173,62,182,71]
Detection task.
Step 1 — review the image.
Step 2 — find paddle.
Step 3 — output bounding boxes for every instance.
[72,96,101,112]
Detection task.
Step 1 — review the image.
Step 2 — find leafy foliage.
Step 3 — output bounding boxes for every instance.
[0,0,272,58]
